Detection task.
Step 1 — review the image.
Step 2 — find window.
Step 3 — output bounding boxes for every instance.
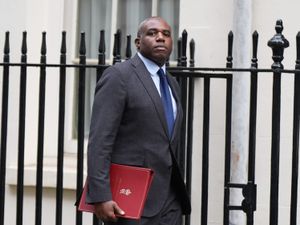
[75,0,180,140]
[78,0,179,60]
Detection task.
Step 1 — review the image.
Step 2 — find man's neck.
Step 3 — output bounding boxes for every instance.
[137,52,165,67]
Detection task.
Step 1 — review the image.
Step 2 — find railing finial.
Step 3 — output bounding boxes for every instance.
[21,31,27,55]
[177,37,182,66]
[226,31,233,68]
[181,30,188,67]
[267,19,289,69]
[41,32,47,56]
[296,31,300,69]
[113,29,121,64]
[4,31,10,55]
[60,31,67,55]
[125,35,132,60]
[189,39,195,67]
[98,30,106,65]
[79,32,86,56]
[251,31,259,68]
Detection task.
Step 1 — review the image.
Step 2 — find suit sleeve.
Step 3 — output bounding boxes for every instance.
[86,66,127,203]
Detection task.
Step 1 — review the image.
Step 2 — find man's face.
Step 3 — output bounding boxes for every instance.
[135,18,173,67]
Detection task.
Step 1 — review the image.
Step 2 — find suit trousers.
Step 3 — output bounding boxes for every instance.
[105,187,182,225]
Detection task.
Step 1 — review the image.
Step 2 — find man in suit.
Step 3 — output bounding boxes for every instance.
[86,16,191,225]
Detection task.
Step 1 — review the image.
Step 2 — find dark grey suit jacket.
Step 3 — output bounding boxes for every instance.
[86,54,191,217]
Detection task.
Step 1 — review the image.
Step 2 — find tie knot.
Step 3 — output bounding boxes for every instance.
[157,68,165,77]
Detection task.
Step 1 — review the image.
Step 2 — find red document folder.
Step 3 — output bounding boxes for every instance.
[78,163,154,219]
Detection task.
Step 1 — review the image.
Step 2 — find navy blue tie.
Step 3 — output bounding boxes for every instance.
[157,68,174,136]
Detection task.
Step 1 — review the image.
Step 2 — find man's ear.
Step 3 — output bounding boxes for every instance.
[135,38,140,49]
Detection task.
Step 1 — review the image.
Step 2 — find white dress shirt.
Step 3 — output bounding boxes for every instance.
[137,52,177,120]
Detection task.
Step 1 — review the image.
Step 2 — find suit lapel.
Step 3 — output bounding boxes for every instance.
[131,55,170,137]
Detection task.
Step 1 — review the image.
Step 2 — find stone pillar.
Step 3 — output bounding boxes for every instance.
[230,0,252,224]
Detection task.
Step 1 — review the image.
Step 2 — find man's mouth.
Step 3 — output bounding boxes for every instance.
[154,46,167,51]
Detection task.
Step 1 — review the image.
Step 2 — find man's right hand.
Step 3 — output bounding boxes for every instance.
[94,200,125,222]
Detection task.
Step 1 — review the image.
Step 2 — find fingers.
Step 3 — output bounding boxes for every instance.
[94,201,116,222]
[94,201,125,222]
[114,203,125,216]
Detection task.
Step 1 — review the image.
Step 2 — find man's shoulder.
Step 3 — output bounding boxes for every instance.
[104,56,145,78]
[112,54,141,70]
[101,60,132,78]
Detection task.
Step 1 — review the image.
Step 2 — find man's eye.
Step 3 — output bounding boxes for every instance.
[162,31,171,37]
[146,30,171,37]
[148,31,158,36]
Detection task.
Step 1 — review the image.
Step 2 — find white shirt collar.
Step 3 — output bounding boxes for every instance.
[137,52,166,75]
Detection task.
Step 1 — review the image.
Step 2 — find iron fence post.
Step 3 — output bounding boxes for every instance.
[267,19,289,225]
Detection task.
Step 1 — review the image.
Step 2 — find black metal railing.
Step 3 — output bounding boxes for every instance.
[0,19,300,225]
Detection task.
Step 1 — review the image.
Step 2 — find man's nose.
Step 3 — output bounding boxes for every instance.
[156,32,165,41]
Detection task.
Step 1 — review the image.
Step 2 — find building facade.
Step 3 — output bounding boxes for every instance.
[0,0,300,224]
